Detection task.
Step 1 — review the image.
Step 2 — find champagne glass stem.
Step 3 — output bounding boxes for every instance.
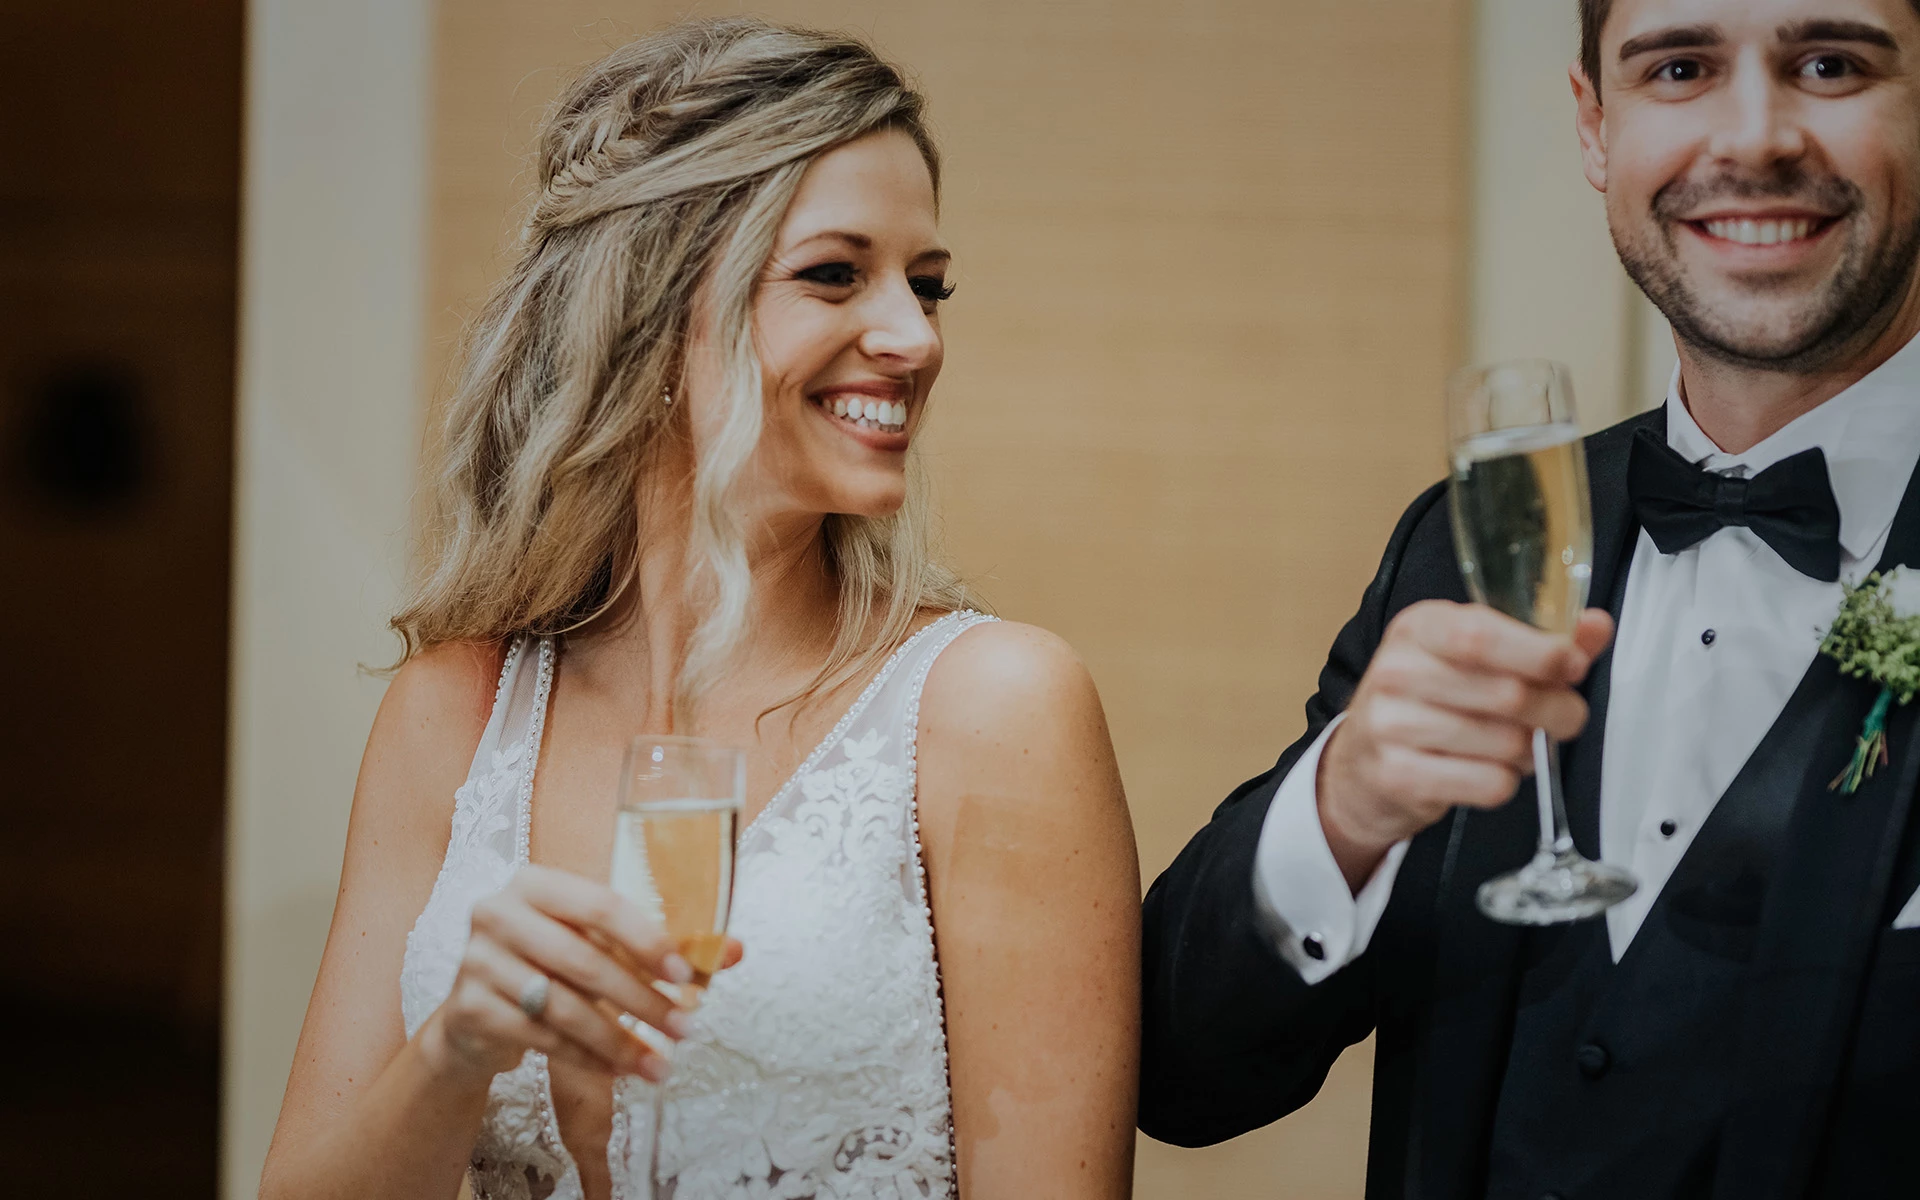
[647,1079,666,1199]
[1533,728,1575,858]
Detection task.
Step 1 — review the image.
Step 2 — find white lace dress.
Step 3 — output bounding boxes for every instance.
[399,611,995,1200]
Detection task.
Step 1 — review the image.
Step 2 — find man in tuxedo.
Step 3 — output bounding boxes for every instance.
[1140,1,1920,1196]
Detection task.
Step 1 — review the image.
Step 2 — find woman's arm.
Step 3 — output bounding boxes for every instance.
[916,622,1141,1199]
[261,644,691,1200]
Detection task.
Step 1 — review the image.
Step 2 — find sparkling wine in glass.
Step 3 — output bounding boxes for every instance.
[1447,359,1637,924]
[610,735,745,1196]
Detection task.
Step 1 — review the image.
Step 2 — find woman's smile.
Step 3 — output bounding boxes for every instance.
[810,380,911,448]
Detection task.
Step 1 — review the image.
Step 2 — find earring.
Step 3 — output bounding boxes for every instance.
[663,389,674,406]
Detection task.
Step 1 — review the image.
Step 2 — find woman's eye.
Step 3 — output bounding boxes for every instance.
[910,275,956,305]
[1653,58,1705,84]
[796,262,858,288]
[1802,54,1856,81]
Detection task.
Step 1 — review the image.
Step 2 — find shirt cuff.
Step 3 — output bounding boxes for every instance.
[1251,714,1410,985]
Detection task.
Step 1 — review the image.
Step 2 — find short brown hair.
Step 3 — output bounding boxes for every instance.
[1578,0,1607,91]
[1581,0,1920,94]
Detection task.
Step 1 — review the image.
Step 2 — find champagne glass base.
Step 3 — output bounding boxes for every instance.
[1476,849,1638,926]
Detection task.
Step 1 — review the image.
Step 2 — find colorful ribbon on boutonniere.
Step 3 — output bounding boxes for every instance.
[1821,566,1920,794]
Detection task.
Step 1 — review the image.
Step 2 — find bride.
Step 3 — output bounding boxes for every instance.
[261,17,1139,1200]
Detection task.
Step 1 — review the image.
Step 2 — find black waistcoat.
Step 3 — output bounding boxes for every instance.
[1484,650,1853,1199]
[1476,426,1920,1199]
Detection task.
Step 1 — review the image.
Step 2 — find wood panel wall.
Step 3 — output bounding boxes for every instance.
[0,1,239,1190]
[429,3,1467,1193]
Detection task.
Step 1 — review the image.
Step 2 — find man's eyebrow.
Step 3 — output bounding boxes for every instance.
[1619,24,1722,62]
[1777,19,1898,50]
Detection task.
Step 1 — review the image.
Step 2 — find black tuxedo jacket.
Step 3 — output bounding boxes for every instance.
[1139,408,1920,1198]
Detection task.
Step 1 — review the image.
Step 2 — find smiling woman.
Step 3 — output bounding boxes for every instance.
[260,17,1139,1200]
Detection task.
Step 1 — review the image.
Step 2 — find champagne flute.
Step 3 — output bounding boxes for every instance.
[1447,359,1637,924]
[610,735,745,1197]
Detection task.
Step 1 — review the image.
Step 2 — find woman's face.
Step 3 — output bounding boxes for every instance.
[686,127,950,524]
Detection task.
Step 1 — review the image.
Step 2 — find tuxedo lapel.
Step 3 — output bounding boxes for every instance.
[1713,457,1920,1200]
[1561,407,1666,857]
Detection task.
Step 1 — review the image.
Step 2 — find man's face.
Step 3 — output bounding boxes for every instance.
[1576,0,1920,372]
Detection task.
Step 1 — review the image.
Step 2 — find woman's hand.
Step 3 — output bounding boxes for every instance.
[421,864,696,1084]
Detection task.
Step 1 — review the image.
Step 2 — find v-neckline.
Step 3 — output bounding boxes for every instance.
[518,608,976,1199]
[733,609,969,846]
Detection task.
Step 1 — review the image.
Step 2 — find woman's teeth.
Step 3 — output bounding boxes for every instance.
[1702,217,1820,246]
[827,396,907,433]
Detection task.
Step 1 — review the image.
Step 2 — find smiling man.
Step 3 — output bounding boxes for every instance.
[1140,1,1920,1197]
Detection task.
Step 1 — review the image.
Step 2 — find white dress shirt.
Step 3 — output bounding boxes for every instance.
[1255,331,1920,983]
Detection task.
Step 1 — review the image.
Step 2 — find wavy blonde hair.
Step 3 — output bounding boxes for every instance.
[393,18,974,716]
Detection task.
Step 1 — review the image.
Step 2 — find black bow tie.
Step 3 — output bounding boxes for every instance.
[1626,425,1843,582]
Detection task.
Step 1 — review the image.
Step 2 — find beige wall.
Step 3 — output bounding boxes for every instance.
[224,0,431,1192]
[224,1,1474,1194]
[1469,0,1671,424]
[429,2,1464,1194]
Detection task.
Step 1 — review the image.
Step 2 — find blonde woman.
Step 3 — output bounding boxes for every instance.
[262,18,1138,1200]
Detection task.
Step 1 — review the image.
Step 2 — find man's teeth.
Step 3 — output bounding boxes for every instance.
[1703,217,1819,246]
[828,396,908,432]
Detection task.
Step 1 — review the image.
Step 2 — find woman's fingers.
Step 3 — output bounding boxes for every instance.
[509,866,694,984]
[471,891,688,1036]
[465,940,670,1081]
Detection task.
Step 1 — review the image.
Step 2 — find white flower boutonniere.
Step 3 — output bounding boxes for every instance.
[1820,566,1920,794]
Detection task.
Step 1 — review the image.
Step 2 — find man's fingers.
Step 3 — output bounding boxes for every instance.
[1378,653,1590,741]
[1574,608,1616,661]
[1366,696,1534,767]
[1372,745,1521,811]
[1399,601,1592,684]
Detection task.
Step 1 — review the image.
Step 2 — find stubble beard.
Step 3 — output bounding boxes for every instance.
[1613,167,1920,376]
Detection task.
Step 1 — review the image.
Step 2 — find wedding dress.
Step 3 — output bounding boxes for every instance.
[398,611,993,1199]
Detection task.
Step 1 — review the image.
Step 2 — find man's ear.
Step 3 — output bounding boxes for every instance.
[1572,61,1608,194]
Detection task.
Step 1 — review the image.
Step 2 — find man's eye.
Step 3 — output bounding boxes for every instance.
[910,275,956,304]
[796,262,857,287]
[1802,54,1856,81]
[1653,58,1705,84]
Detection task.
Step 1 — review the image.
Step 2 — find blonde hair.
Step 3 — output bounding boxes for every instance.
[393,18,973,716]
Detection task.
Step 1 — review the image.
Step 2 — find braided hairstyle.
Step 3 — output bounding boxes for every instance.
[395,18,971,719]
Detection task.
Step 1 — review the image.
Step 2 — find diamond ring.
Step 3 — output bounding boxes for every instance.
[518,971,552,1021]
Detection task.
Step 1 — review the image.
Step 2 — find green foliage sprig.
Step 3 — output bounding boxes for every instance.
[1820,570,1920,793]
[1820,571,1920,705]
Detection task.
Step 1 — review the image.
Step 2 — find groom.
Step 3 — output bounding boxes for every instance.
[1141,0,1920,1196]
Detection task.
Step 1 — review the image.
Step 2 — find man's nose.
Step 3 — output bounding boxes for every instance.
[1707,49,1808,170]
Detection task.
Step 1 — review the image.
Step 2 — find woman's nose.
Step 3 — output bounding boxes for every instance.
[859,280,941,367]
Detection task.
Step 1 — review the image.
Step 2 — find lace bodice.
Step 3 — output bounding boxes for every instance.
[399,612,995,1199]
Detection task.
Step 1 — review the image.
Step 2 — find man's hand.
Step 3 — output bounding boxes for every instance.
[1316,601,1615,891]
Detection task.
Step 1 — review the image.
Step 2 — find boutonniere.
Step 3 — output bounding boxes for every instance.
[1820,566,1920,793]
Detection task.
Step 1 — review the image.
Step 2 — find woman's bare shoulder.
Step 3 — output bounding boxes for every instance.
[915,619,1120,813]
[920,619,1101,726]
[358,640,507,833]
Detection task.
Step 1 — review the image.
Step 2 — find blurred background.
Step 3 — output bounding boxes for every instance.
[0,0,1673,1194]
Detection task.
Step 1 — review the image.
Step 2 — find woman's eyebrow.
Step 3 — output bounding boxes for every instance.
[787,230,873,254]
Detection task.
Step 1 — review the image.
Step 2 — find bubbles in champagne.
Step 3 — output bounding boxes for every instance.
[612,800,739,981]
[1449,424,1593,634]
